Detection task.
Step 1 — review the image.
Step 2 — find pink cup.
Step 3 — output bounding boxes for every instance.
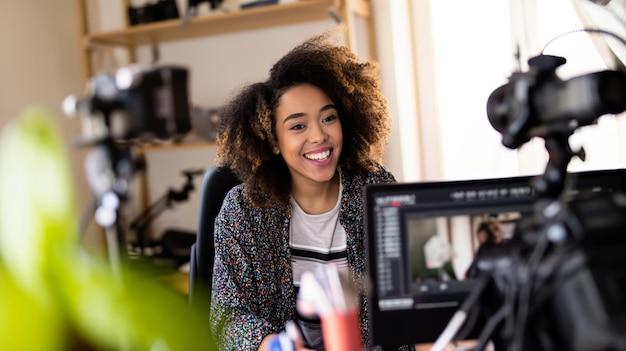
[321,309,362,351]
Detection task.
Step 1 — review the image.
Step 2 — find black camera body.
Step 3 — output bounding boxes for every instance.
[487,55,626,150]
[466,55,626,350]
[69,65,191,142]
[128,0,180,26]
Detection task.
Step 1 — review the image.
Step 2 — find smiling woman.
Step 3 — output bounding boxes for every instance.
[274,83,344,213]
[215,34,391,208]
[209,35,408,351]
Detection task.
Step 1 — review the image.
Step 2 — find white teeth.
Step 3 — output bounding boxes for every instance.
[304,150,331,160]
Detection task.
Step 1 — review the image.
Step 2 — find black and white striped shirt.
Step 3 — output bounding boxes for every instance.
[289,181,349,349]
[289,181,349,288]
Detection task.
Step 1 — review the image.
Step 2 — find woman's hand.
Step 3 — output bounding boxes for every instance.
[258,334,277,351]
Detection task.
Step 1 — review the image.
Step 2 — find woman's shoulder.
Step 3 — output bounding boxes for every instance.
[221,183,247,210]
[218,184,287,231]
[222,184,286,213]
[216,184,259,233]
[365,162,396,184]
[348,162,396,185]
[341,162,396,196]
[216,184,289,252]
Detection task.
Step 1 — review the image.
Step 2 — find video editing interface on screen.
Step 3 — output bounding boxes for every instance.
[364,169,626,347]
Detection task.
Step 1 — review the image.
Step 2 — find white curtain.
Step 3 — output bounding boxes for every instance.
[391,0,626,181]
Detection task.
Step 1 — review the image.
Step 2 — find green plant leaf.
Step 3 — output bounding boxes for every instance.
[0,108,216,350]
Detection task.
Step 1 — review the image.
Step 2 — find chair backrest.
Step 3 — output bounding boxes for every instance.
[189,166,241,306]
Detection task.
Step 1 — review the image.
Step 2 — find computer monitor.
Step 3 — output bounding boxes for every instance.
[364,169,626,348]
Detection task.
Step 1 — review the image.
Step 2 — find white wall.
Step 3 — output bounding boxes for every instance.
[0,0,98,248]
[409,0,521,181]
[0,1,81,145]
[372,0,422,182]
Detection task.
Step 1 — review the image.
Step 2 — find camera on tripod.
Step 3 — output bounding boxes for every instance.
[454,54,626,350]
[64,65,194,271]
[364,35,626,351]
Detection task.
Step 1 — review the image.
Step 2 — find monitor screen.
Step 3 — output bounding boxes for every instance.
[365,169,626,348]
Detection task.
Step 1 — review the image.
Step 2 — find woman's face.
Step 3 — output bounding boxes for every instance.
[274,83,343,188]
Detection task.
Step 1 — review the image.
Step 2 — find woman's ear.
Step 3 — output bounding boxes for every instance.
[272,145,280,155]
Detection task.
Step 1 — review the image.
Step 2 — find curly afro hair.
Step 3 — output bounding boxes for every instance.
[216,34,391,207]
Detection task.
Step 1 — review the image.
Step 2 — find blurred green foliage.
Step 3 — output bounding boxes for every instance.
[0,108,216,350]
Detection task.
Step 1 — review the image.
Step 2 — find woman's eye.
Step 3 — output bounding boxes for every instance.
[323,115,338,123]
[289,124,305,131]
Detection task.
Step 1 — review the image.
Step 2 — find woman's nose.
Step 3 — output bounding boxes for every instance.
[308,122,328,143]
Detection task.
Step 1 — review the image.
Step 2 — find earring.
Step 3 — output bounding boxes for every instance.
[273,146,280,155]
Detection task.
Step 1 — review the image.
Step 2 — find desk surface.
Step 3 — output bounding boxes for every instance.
[416,340,478,350]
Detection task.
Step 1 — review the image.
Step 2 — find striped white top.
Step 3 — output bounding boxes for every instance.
[289,180,348,287]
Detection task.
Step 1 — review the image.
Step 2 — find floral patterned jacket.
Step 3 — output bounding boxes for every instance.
[210,165,410,351]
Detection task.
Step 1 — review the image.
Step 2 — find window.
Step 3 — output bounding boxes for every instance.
[400,0,626,181]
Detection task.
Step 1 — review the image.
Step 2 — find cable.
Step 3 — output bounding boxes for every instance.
[541,28,626,54]
[431,276,489,351]
[454,302,481,342]
[472,305,509,351]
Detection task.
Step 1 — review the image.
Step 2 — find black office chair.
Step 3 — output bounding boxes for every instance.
[189,166,241,307]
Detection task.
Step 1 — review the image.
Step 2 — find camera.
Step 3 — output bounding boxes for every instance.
[64,65,193,269]
[128,0,180,26]
[457,54,626,350]
[65,65,191,143]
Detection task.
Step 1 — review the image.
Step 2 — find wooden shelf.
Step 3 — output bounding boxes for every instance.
[139,140,216,152]
[75,0,374,84]
[86,0,336,48]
